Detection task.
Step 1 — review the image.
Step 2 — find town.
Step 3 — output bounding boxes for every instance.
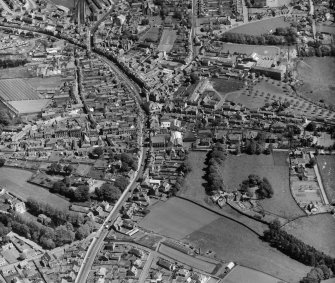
[0,0,334,283]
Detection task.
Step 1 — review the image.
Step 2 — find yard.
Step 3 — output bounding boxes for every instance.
[222,152,306,219]
[317,155,335,204]
[296,57,335,106]
[0,167,70,210]
[158,29,177,52]
[283,214,335,258]
[229,16,290,36]
[185,217,310,282]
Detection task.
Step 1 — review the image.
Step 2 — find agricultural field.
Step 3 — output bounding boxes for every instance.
[226,77,335,119]
[222,152,306,219]
[0,167,70,210]
[317,155,335,204]
[185,217,310,282]
[214,42,280,56]
[296,57,335,106]
[229,17,290,36]
[139,198,220,240]
[158,29,177,52]
[211,78,244,97]
[283,214,335,257]
[0,79,40,101]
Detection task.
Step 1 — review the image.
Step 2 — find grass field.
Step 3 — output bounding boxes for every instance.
[26,77,62,89]
[179,151,267,234]
[214,42,280,56]
[0,67,33,79]
[229,17,290,36]
[158,29,177,52]
[0,167,70,210]
[143,27,160,43]
[296,57,335,106]
[222,152,306,219]
[9,99,50,114]
[317,155,335,204]
[211,78,244,97]
[283,214,335,257]
[223,265,287,283]
[185,218,310,282]
[139,198,220,240]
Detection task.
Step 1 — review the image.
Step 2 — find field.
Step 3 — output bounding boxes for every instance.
[26,77,62,89]
[185,217,310,282]
[222,152,306,219]
[296,57,335,106]
[0,167,70,210]
[158,29,177,52]
[9,99,50,114]
[283,214,335,257]
[229,17,290,36]
[179,151,268,234]
[0,67,33,79]
[226,78,335,119]
[142,27,160,43]
[211,78,244,97]
[214,42,280,56]
[223,265,287,283]
[0,79,40,101]
[317,155,335,204]
[139,198,220,240]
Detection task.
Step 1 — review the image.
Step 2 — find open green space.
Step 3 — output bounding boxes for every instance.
[222,152,306,219]
[0,67,33,79]
[185,217,310,283]
[223,265,288,283]
[296,57,335,106]
[26,76,63,89]
[139,198,220,240]
[0,167,70,210]
[317,155,335,204]
[215,42,280,56]
[229,17,290,36]
[158,29,177,52]
[211,78,244,97]
[283,214,335,258]
[179,151,268,234]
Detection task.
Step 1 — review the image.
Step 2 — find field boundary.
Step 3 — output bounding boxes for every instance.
[175,196,262,236]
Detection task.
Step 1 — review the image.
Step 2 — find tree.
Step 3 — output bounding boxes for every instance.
[40,236,55,249]
[92,147,104,158]
[64,165,74,175]
[54,226,75,246]
[306,122,317,132]
[0,110,10,126]
[0,158,5,167]
[114,176,129,192]
[75,224,90,240]
[73,185,89,202]
[96,183,121,202]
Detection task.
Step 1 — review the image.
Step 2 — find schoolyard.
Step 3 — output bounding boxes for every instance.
[229,17,290,36]
[0,167,70,210]
[283,214,335,257]
[185,217,310,282]
[222,152,306,219]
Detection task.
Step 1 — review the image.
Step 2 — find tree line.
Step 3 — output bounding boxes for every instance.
[0,58,28,69]
[263,221,335,282]
[240,174,274,199]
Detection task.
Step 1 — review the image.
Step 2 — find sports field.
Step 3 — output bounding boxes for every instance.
[283,214,335,257]
[296,57,335,106]
[229,17,290,36]
[139,198,220,240]
[0,79,40,101]
[0,167,69,210]
[317,155,335,204]
[9,99,50,114]
[214,42,280,56]
[158,29,177,52]
[186,218,310,282]
[222,152,306,219]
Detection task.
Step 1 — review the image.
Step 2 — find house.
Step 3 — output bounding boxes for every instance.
[41,252,57,268]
